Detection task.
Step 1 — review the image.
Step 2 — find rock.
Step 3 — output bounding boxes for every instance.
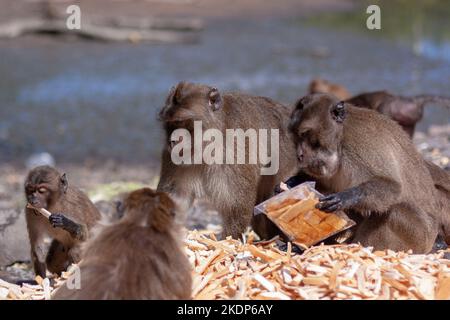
[95,200,122,223]
[2,262,34,283]
[185,199,221,230]
[0,208,30,267]
[25,152,55,169]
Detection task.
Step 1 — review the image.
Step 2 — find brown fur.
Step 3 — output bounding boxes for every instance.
[24,166,101,277]
[157,82,298,239]
[347,91,420,137]
[309,79,450,137]
[308,78,351,101]
[52,188,192,300]
[289,94,447,253]
[425,161,450,244]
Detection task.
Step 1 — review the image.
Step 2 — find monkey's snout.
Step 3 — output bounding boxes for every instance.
[28,197,38,206]
[296,146,304,163]
[31,202,42,208]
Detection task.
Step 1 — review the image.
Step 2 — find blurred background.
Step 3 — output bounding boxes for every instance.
[0,0,449,276]
[1,0,450,165]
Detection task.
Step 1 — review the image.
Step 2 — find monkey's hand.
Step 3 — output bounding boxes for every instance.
[316,188,363,213]
[274,182,289,194]
[274,175,305,194]
[49,214,86,240]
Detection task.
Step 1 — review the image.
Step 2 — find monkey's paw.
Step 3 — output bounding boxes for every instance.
[316,189,361,213]
[49,213,68,229]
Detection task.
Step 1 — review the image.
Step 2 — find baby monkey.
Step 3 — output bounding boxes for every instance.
[52,188,192,300]
[25,166,101,278]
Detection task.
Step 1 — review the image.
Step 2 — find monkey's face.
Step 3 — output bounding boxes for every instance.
[158,82,223,155]
[25,183,52,209]
[24,166,68,209]
[289,94,345,179]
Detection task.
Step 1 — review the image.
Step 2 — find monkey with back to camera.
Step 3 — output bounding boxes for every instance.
[308,79,450,137]
[52,188,192,300]
[346,91,450,137]
[24,166,101,278]
[157,82,299,239]
[285,93,450,253]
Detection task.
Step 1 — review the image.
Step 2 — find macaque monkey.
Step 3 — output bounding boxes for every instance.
[308,78,351,101]
[308,79,450,137]
[426,161,450,246]
[24,166,101,278]
[287,94,449,253]
[347,91,450,137]
[52,188,192,300]
[157,82,298,239]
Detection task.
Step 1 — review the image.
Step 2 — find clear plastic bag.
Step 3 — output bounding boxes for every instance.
[254,182,355,248]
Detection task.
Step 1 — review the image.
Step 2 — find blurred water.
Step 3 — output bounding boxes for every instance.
[0,11,449,164]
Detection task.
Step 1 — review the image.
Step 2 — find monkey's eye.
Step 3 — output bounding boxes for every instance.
[310,139,321,149]
[298,130,310,141]
[38,187,47,194]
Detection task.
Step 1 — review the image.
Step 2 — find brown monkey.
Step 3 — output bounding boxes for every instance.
[308,78,351,101]
[309,79,450,137]
[347,91,450,137]
[426,161,450,245]
[157,82,298,239]
[288,93,448,253]
[24,166,101,278]
[52,188,192,300]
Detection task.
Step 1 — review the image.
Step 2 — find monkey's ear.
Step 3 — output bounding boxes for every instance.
[295,96,310,112]
[165,85,176,105]
[166,82,185,105]
[288,97,307,132]
[60,173,68,194]
[331,101,346,123]
[208,87,222,111]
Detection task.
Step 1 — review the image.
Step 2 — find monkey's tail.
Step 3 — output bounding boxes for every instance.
[413,95,450,109]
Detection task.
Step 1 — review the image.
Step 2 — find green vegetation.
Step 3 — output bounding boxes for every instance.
[87,180,158,202]
[302,0,450,44]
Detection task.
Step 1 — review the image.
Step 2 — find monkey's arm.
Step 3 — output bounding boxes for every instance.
[156,150,176,193]
[30,249,47,278]
[49,214,88,241]
[316,177,401,213]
